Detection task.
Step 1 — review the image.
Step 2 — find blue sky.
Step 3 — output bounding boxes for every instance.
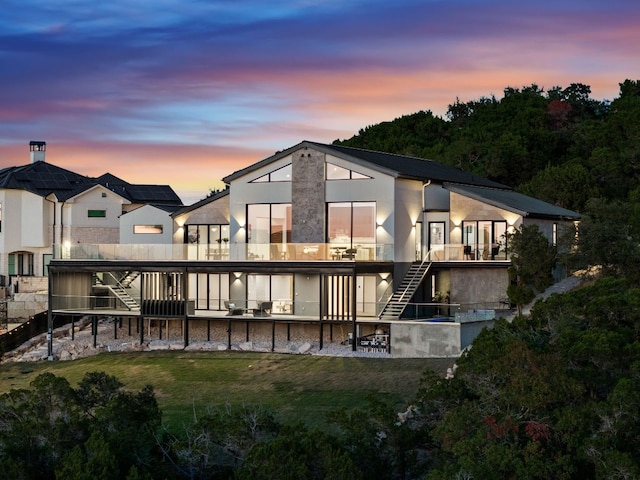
[1,0,638,203]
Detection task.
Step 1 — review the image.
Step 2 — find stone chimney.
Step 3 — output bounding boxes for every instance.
[29,140,46,163]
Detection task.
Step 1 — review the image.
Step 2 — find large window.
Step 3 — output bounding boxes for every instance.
[188,273,229,310]
[186,224,230,244]
[327,202,376,247]
[251,164,292,183]
[8,252,34,276]
[462,220,507,260]
[247,274,293,313]
[326,162,371,180]
[185,224,230,259]
[247,204,292,244]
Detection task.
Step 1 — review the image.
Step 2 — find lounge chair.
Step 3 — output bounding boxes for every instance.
[252,301,272,317]
[224,300,244,316]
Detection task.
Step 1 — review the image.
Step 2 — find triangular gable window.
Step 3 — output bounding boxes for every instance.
[326,162,371,180]
[251,163,292,183]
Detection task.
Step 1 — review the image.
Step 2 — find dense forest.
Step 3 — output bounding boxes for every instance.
[335,79,640,214]
[1,81,640,479]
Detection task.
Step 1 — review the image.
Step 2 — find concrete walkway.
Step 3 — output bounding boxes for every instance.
[505,273,583,320]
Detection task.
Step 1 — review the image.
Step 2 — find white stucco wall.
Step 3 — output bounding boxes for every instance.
[120,205,175,244]
[173,194,230,244]
[229,154,293,245]
[64,186,128,244]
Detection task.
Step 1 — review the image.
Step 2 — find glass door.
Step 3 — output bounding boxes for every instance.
[428,222,445,260]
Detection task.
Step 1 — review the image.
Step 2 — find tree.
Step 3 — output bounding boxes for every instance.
[0,372,162,480]
[571,198,640,284]
[506,224,556,315]
[236,426,363,480]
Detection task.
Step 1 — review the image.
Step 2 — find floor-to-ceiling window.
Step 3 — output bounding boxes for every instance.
[428,221,445,260]
[356,275,377,316]
[247,274,293,313]
[189,273,230,310]
[247,204,292,259]
[327,201,376,259]
[462,220,508,259]
[185,224,230,259]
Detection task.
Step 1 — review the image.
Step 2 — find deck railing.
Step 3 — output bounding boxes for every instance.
[52,243,395,261]
[426,244,509,262]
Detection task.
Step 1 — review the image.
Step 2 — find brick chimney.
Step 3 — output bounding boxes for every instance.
[29,140,46,163]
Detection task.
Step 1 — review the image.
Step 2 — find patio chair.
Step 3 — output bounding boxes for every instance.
[342,248,357,260]
[252,301,272,317]
[224,300,244,316]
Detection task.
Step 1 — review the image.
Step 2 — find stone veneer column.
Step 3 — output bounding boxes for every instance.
[291,148,325,243]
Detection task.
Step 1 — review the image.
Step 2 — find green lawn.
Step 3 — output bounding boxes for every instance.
[0,352,455,431]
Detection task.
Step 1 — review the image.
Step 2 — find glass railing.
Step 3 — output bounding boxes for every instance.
[396,302,497,322]
[426,244,509,261]
[52,243,395,261]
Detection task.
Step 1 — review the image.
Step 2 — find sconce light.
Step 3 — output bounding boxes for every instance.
[233,272,242,279]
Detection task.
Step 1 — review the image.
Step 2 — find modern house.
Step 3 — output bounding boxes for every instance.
[0,141,182,321]
[47,141,580,357]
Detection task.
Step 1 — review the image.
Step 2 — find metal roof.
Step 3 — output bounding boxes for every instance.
[445,184,581,220]
[223,140,507,189]
[0,162,182,205]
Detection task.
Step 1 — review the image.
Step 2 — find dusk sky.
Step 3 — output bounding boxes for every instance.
[1,1,639,204]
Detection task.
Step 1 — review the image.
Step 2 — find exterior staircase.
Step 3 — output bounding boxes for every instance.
[95,271,140,311]
[378,259,432,321]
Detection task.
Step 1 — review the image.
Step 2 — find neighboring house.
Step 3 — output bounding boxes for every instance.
[47,141,579,356]
[0,141,182,297]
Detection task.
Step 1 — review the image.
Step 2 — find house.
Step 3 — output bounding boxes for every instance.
[47,141,580,357]
[0,141,182,320]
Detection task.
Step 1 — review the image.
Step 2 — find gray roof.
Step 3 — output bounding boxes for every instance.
[445,184,581,220]
[0,162,182,205]
[0,162,94,201]
[223,140,507,189]
[94,173,182,205]
[172,189,229,217]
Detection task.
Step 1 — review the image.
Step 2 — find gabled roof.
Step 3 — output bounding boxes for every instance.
[223,140,507,189]
[0,162,183,206]
[0,161,95,201]
[445,184,581,220]
[94,173,182,205]
[172,189,229,217]
[121,203,184,216]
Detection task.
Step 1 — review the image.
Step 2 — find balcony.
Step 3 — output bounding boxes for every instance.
[426,244,509,262]
[52,243,395,262]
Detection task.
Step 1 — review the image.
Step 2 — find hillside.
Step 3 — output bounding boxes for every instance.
[335,79,640,213]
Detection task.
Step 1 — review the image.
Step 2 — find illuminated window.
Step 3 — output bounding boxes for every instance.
[251,164,292,183]
[134,225,163,234]
[327,202,376,246]
[326,162,371,180]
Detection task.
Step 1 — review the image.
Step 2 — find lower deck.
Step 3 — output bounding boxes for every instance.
[50,308,390,355]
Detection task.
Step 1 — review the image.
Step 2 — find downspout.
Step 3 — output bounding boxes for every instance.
[60,201,66,255]
[44,197,56,255]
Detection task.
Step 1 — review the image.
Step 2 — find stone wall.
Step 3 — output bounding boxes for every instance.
[291,149,325,243]
[7,292,48,322]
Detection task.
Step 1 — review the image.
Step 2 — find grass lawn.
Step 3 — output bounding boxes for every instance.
[0,351,455,431]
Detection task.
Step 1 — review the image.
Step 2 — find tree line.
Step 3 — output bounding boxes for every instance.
[335,79,640,214]
[2,81,639,479]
